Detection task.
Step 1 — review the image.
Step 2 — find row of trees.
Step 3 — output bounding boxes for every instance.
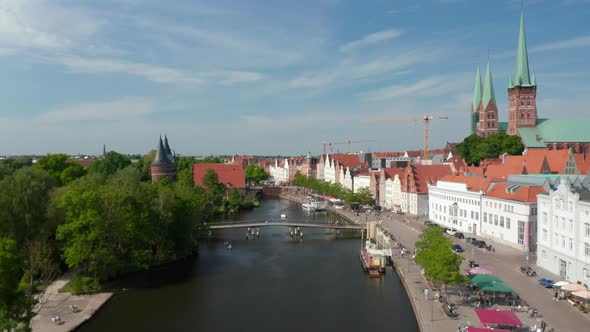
[0,152,233,330]
[456,132,524,166]
[291,172,374,205]
[414,227,467,301]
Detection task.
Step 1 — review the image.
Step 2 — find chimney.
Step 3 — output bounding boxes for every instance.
[536,134,541,142]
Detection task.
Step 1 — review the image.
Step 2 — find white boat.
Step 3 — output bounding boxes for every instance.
[280,213,287,219]
[302,201,325,212]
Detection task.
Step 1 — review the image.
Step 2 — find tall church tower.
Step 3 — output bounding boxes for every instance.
[507,11,537,135]
[471,65,482,134]
[478,60,499,137]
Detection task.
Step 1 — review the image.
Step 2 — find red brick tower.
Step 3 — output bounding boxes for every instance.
[477,60,499,137]
[507,12,537,136]
[151,134,177,183]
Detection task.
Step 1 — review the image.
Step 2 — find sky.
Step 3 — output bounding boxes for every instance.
[1,0,589,156]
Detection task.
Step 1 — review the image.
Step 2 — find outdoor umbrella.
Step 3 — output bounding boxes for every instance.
[562,283,586,292]
[469,267,492,275]
[553,281,569,287]
[571,289,590,300]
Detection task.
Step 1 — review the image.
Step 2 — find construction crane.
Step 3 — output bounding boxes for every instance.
[320,139,376,154]
[366,115,448,159]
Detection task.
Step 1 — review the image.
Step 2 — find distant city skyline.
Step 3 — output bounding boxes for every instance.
[0,0,589,155]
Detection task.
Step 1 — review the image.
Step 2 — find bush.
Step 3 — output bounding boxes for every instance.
[61,274,101,295]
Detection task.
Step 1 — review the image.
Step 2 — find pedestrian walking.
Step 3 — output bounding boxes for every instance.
[553,289,558,301]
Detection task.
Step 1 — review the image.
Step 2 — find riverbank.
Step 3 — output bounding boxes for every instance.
[30,274,113,332]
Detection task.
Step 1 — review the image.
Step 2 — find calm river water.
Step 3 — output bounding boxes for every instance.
[79,197,418,332]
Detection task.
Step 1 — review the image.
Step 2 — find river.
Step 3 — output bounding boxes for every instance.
[79,197,419,332]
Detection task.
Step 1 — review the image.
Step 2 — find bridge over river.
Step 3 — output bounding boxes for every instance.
[208,220,363,230]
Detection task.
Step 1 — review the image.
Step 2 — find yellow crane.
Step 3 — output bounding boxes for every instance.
[366,115,448,159]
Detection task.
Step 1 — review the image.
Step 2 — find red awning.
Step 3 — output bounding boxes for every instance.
[475,309,523,327]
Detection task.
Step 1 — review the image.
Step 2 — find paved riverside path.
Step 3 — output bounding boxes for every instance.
[30,274,113,332]
[359,210,590,332]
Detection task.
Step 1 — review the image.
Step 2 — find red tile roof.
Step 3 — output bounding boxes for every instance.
[193,163,245,189]
[485,183,546,203]
[329,154,361,167]
[67,159,95,168]
[440,174,490,192]
[574,154,590,174]
[411,164,453,194]
[405,150,423,158]
[382,167,405,180]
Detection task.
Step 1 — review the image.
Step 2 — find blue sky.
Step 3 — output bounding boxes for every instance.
[1,0,589,156]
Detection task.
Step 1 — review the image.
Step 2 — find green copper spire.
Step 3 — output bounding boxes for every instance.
[531,69,536,86]
[472,65,483,110]
[514,11,533,87]
[508,75,513,89]
[482,60,496,108]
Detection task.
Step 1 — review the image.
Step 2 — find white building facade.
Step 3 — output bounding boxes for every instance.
[537,180,590,284]
[481,194,538,252]
[428,180,483,234]
[269,158,289,183]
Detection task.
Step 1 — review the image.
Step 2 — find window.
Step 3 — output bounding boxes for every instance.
[494,215,498,226]
[569,220,573,233]
[586,223,590,237]
[561,237,565,249]
[476,212,479,221]
[543,213,548,225]
[506,218,510,229]
[542,229,547,241]
[484,213,487,222]
[500,216,505,228]
[471,211,474,219]
[586,243,590,256]
[569,238,573,251]
[554,234,559,246]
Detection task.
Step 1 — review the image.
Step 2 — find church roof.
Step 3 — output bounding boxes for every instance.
[518,118,590,148]
[164,135,173,157]
[482,60,496,108]
[472,65,483,110]
[511,12,535,88]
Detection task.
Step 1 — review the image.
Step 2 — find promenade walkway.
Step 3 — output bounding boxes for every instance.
[30,274,113,332]
[281,192,589,331]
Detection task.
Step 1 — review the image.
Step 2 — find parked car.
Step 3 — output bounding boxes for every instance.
[424,220,433,226]
[453,244,464,253]
[465,237,477,244]
[446,229,458,236]
[468,260,479,268]
[538,278,555,288]
[453,232,465,239]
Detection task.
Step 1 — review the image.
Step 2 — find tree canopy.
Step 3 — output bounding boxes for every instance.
[292,172,374,205]
[88,151,131,176]
[456,132,524,166]
[245,165,269,184]
[415,227,467,299]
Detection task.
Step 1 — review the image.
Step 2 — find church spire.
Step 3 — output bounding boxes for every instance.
[472,65,483,110]
[514,10,533,87]
[482,59,496,108]
[152,135,168,165]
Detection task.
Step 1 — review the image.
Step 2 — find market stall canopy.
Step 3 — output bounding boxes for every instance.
[468,274,514,293]
[562,283,586,292]
[475,309,523,328]
[468,267,492,275]
[571,289,590,300]
[553,281,569,287]
[467,328,510,332]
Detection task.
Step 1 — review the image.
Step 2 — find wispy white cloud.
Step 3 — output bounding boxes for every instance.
[286,52,423,89]
[340,29,403,52]
[58,55,202,84]
[530,35,590,53]
[0,0,104,52]
[362,73,472,101]
[39,98,156,122]
[218,71,265,85]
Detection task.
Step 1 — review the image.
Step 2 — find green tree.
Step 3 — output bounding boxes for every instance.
[354,187,374,205]
[0,238,31,331]
[245,165,269,184]
[88,151,131,176]
[457,132,524,165]
[228,187,241,210]
[34,154,69,181]
[415,227,467,301]
[60,163,86,184]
